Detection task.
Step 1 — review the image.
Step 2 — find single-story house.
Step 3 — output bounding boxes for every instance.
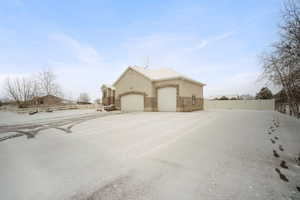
[31,95,74,106]
[103,66,205,112]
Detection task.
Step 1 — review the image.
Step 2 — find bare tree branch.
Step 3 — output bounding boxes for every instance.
[38,69,62,97]
[261,0,300,116]
[4,76,38,106]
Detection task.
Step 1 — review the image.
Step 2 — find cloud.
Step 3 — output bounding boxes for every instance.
[120,31,237,69]
[189,31,235,52]
[120,32,266,98]
[46,33,125,100]
[191,40,208,50]
[213,31,235,41]
[14,0,24,7]
[50,33,102,64]
[0,33,124,101]
[204,72,261,97]
[0,31,262,101]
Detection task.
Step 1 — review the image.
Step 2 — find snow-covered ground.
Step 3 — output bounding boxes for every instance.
[0,110,299,200]
[0,109,97,126]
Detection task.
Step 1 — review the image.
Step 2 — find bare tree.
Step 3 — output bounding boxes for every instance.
[3,69,63,107]
[255,87,273,99]
[261,0,300,116]
[78,93,90,103]
[38,69,61,97]
[4,76,38,106]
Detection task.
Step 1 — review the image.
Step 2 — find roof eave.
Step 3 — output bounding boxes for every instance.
[153,76,206,86]
[113,66,153,86]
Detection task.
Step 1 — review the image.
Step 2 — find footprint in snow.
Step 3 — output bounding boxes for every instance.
[275,168,289,182]
[280,161,288,169]
[274,136,279,140]
[279,145,284,152]
[273,150,280,158]
[270,139,276,144]
[295,156,300,166]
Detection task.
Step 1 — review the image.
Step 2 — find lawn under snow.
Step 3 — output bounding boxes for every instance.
[0,109,97,126]
[0,110,299,200]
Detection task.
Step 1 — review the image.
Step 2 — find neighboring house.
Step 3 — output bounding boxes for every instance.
[208,94,240,100]
[32,95,73,106]
[274,89,300,115]
[104,66,205,112]
[239,94,255,100]
[101,84,115,106]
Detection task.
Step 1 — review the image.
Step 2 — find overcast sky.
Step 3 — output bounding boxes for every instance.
[0,0,283,100]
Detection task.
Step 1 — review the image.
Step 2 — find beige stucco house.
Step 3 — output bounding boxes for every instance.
[103,66,205,112]
[101,84,115,106]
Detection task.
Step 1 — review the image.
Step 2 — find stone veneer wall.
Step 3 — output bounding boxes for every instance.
[177,97,204,112]
[115,96,203,112]
[115,95,204,112]
[115,82,204,112]
[102,96,114,106]
[145,97,157,111]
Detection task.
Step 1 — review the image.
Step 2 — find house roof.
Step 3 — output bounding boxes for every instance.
[33,94,61,100]
[32,95,75,104]
[114,66,205,86]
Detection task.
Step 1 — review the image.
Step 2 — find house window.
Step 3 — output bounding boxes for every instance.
[192,95,196,105]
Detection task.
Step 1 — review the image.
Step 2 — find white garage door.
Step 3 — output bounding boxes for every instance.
[158,87,177,112]
[121,94,144,112]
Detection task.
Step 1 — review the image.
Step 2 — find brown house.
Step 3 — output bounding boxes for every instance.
[31,95,65,106]
[103,66,205,112]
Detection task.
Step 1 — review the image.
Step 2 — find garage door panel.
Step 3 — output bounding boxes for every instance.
[158,87,176,112]
[121,94,144,112]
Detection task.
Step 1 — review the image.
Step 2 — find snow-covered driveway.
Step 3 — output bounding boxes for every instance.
[0,110,299,200]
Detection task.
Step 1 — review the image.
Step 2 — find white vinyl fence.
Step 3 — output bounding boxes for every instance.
[204,99,275,110]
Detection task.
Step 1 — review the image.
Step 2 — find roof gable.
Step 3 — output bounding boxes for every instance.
[113,66,205,86]
[131,66,181,80]
[113,67,152,86]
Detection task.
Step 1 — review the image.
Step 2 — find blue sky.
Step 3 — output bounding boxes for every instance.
[0,0,282,100]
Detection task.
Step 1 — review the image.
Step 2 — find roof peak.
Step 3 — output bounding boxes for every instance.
[131,65,174,70]
[113,65,205,86]
[129,66,205,86]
